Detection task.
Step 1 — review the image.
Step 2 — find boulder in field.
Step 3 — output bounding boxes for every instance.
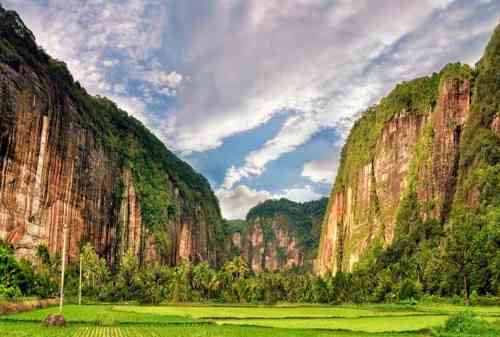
[42,314,67,327]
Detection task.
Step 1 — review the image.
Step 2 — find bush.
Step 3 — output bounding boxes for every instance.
[398,279,423,301]
[470,290,479,306]
[0,243,57,299]
[478,295,500,306]
[449,294,465,305]
[433,311,499,336]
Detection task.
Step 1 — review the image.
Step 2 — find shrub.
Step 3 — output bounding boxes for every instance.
[433,311,499,336]
[470,290,479,306]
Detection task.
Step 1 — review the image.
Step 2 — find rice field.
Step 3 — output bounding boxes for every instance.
[0,303,499,337]
[112,304,427,319]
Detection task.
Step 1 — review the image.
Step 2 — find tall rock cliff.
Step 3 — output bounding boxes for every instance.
[317,23,500,276]
[0,6,225,266]
[231,198,327,272]
[316,70,474,275]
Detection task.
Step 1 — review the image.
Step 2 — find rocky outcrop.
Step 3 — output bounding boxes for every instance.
[0,6,224,266]
[316,64,475,275]
[234,198,327,272]
[243,215,303,272]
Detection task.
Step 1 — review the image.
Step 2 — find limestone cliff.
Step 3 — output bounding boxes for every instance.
[0,6,225,266]
[231,198,327,272]
[316,64,478,275]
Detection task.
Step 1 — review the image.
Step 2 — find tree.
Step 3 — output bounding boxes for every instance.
[192,261,220,299]
[444,211,478,304]
[80,243,109,300]
[224,256,249,280]
[115,253,139,300]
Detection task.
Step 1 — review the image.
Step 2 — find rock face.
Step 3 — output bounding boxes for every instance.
[233,198,327,272]
[243,215,303,272]
[316,63,477,275]
[0,6,225,266]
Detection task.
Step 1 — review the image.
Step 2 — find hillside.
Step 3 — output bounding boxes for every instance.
[0,5,226,266]
[231,198,328,272]
[316,22,500,300]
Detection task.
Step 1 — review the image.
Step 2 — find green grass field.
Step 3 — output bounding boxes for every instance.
[0,303,499,337]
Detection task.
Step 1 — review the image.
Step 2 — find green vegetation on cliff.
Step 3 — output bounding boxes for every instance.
[319,23,500,304]
[334,73,441,193]
[333,62,473,195]
[245,198,328,261]
[457,24,500,206]
[0,5,225,264]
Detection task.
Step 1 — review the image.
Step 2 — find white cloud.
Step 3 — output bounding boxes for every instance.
[217,184,323,220]
[218,0,500,188]
[5,0,499,207]
[302,151,341,184]
[222,112,320,188]
[222,81,379,189]
[216,185,271,220]
[279,185,322,203]
[143,70,184,96]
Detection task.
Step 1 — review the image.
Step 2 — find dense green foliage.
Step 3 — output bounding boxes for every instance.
[432,311,500,337]
[0,243,57,299]
[4,242,492,306]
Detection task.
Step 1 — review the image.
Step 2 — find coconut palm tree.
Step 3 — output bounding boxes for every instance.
[224,256,249,280]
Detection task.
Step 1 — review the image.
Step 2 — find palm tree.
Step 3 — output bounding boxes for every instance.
[224,256,249,280]
[192,261,219,299]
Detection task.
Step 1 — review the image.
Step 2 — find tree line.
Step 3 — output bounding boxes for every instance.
[1,208,499,306]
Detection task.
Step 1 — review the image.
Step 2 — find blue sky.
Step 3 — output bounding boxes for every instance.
[4,0,499,219]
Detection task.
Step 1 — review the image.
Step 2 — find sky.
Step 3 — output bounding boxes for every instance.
[4,0,500,219]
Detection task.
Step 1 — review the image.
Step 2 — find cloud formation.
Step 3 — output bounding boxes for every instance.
[217,184,322,220]
[5,0,499,219]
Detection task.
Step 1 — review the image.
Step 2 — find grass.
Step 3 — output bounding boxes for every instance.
[417,304,500,317]
[0,322,426,337]
[217,315,449,332]
[113,304,428,319]
[0,305,199,325]
[1,303,499,336]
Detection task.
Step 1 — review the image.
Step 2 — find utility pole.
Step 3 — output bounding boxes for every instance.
[78,253,82,305]
[59,223,68,313]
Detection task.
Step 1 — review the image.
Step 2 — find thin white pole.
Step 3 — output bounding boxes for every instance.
[78,253,82,305]
[59,224,68,313]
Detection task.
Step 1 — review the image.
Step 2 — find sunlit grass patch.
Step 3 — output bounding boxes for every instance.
[113,304,426,319]
[217,315,449,332]
[0,323,427,337]
[0,305,197,325]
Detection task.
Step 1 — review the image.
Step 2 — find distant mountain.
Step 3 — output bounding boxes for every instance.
[231,198,328,272]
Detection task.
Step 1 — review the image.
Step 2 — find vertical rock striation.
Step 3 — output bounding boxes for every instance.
[316,63,476,275]
[0,6,225,266]
[232,198,327,272]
